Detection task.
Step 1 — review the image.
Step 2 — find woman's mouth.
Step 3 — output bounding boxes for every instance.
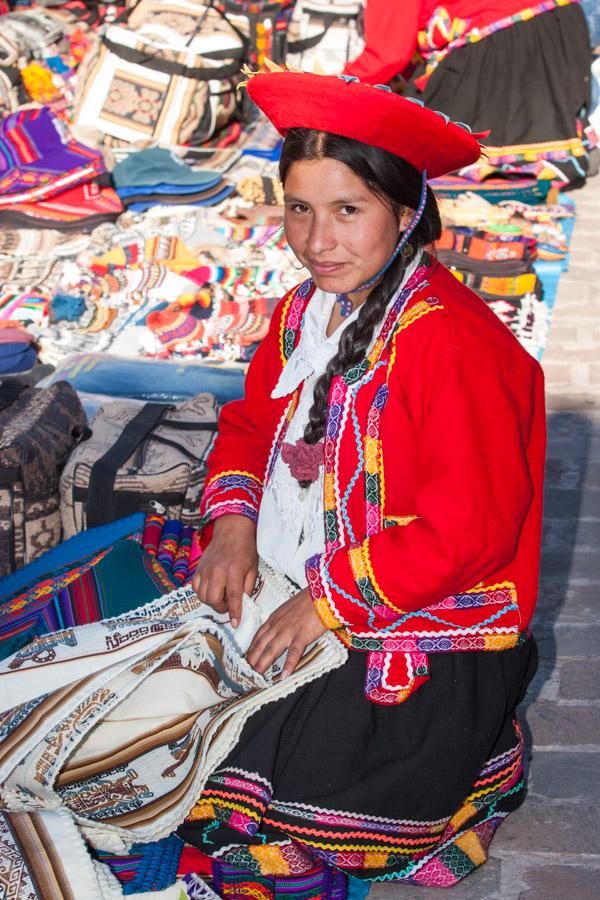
[308,261,347,276]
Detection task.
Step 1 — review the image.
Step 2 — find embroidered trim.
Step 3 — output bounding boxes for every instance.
[199,471,264,529]
[415,0,580,90]
[279,279,314,364]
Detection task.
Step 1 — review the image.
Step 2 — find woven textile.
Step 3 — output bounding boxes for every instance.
[0,180,122,230]
[0,566,346,897]
[0,512,178,658]
[0,107,105,205]
[74,1,244,147]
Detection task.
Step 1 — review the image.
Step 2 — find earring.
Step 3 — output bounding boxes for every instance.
[401,242,414,259]
[290,257,305,271]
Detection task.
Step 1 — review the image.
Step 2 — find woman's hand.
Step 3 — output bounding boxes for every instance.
[192,515,258,627]
[246,588,327,679]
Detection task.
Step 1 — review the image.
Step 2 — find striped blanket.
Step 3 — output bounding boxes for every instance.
[0,574,347,898]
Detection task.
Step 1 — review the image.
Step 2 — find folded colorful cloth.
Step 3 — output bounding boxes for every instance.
[126,184,235,212]
[0,180,122,230]
[118,181,231,207]
[0,512,176,661]
[0,107,105,205]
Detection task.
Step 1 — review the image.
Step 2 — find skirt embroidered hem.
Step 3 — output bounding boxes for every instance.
[179,638,538,888]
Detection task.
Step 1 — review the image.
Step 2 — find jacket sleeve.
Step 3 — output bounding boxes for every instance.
[344,0,421,84]
[306,315,544,628]
[198,296,291,538]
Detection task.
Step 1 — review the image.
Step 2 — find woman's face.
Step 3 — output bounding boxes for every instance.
[283,157,406,297]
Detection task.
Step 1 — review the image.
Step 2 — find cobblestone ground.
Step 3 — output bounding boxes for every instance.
[371,177,600,899]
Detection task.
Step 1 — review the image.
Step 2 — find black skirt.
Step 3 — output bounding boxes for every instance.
[404,3,591,175]
[179,638,537,888]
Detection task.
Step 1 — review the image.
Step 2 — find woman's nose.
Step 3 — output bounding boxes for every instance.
[306,215,336,255]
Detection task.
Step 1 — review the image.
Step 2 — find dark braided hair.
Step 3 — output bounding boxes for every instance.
[279,128,442,446]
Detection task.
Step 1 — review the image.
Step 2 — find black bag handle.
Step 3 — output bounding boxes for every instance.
[158,419,218,431]
[102,37,247,80]
[0,380,28,413]
[286,24,330,55]
[103,0,250,82]
[86,403,171,528]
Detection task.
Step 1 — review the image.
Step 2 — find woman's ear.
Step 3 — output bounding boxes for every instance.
[399,206,415,233]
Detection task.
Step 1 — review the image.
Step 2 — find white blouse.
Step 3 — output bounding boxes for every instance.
[256,251,422,587]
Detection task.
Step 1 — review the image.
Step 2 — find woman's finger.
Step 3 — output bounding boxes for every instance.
[225,571,246,628]
[281,640,306,679]
[246,624,274,667]
[204,568,228,612]
[246,625,286,672]
[243,565,258,598]
[251,632,290,675]
[191,567,203,601]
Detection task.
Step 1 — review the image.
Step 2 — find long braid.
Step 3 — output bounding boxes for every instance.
[303,249,412,445]
[279,129,441,448]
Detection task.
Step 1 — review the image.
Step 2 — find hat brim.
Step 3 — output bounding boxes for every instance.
[247,72,487,180]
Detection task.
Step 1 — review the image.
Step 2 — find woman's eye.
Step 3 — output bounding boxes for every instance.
[339,205,358,216]
[287,202,310,214]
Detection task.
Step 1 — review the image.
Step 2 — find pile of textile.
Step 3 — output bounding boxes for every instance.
[0,0,588,384]
[434,191,576,360]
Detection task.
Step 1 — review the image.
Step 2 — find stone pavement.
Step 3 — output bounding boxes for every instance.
[371,177,600,899]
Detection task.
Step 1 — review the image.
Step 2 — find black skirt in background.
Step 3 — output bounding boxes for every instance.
[404,3,591,172]
[179,638,538,888]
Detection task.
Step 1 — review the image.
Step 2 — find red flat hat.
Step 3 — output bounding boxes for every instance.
[246,70,488,179]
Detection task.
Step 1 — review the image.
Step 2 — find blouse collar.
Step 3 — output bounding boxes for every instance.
[271,249,423,399]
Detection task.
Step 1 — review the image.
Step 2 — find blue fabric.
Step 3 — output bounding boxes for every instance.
[41,353,245,404]
[112,148,222,189]
[116,178,222,198]
[50,293,86,322]
[0,623,38,662]
[581,0,600,45]
[126,184,235,212]
[0,343,36,374]
[347,876,371,899]
[44,353,245,403]
[0,513,145,601]
[125,835,184,894]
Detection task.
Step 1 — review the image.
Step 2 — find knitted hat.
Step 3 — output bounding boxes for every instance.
[112,148,222,190]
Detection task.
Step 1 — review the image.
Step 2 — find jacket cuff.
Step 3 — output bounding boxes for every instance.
[199,471,263,531]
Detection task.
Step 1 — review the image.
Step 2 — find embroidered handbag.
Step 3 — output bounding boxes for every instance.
[73,0,248,147]
[0,379,89,577]
[59,393,218,539]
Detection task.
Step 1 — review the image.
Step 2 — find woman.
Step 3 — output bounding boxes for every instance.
[178,70,545,895]
[344,0,592,184]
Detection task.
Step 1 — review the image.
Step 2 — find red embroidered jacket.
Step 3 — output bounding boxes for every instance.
[199,256,545,703]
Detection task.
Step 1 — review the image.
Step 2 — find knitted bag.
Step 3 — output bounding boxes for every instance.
[59,393,218,539]
[0,380,88,577]
[74,0,248,147]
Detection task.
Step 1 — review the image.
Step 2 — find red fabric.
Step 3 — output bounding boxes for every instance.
[345,0,550,84]
[247,72,486,178]
[201,259,545,634]
[0,181,122,225]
